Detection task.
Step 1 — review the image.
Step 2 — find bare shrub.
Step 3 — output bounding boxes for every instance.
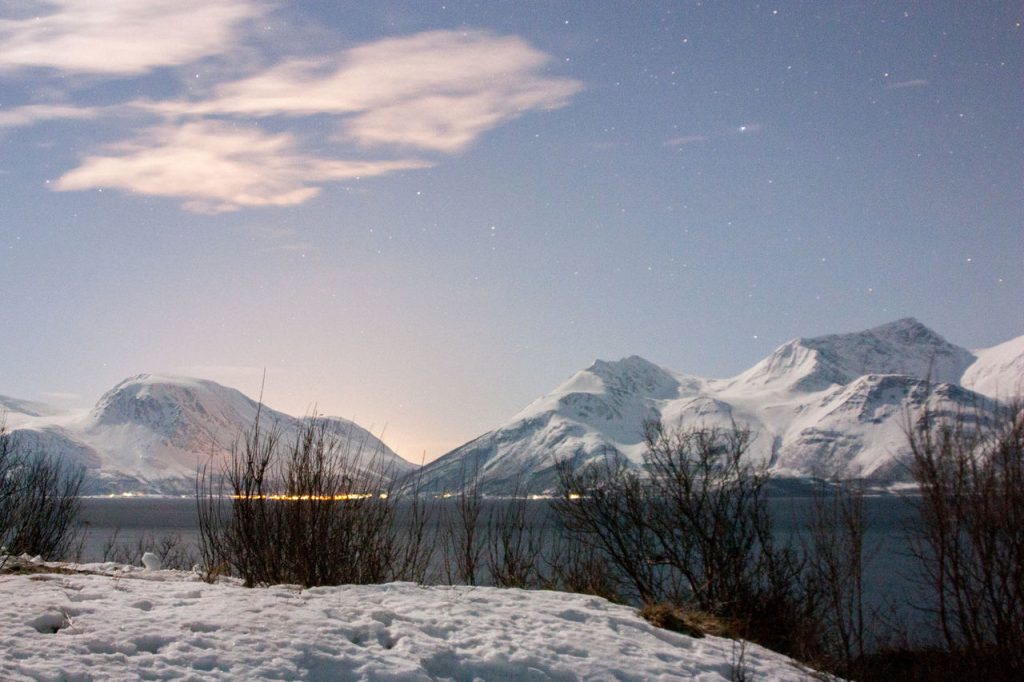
[440,461,485,585]
[906,398,1024,674]
[730,638,750,682]
[0,419,20,558]
[390,465,438,584]
[641,421,797,613]
[554,421,814,658]
[197,410,405,587]
[542,529,621,602]
[484,477,547,588]
[552,451,662,602]
[432,470,622,596]
[101,530,197,571]
[0,417,84,565]
[803,480,870,678]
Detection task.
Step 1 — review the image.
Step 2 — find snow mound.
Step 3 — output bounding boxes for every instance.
[0,566,817,681]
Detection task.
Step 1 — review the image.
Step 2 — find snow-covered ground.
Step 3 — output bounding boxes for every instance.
[0,558,817,681]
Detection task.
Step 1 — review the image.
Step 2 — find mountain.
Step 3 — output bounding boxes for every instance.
[2,375,411,494]
[4,320,1018,495]
[413,357,704,493]
[961,334,1024,400]
[769,375,991,480]
[722,317,976,393]
[415,319,1018,493]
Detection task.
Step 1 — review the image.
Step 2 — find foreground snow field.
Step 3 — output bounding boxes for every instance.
[0,560,816,681]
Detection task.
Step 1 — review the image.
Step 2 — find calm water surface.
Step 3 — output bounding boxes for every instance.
[80,496,201,560]
[78,494,929,634]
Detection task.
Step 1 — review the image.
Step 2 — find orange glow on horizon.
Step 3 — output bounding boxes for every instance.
[230,493,386,501]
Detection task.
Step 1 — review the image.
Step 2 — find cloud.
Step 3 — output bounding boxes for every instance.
[0,103,101,128]
[664,135,706,147]
[884,79,929,90]
[0,0,266,74]
[54,121,431,213]
[149,30,583,153]
[16,25,581,210]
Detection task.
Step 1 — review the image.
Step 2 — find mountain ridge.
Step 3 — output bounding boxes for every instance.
[2,320,1020,494]
[414,319,1021,493]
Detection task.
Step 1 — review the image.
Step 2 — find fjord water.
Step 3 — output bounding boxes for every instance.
[79,494,925,613]
[80,497,201,559]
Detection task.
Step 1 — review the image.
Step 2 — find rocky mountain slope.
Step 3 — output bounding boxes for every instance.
[414,319,1021,493]
[1,375,411,494]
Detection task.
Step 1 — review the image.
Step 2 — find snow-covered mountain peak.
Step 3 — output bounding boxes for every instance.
[97,373,243,404]
[583,355,681,400]
[801,318,975,385]
[89,373,257,429]
[113,373,205,387]
[725,338,830,393]
[729,318,976,394]
[867,316,932,339]
[514,356,686,424]
[586,354,661,374]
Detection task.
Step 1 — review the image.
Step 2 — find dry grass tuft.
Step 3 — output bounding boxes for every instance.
[641,601,751,639]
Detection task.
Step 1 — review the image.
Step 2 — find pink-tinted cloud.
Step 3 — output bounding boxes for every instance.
[146,30,583,153]
[54,121,430,213]
[0,0,266,74]
[28,26,581,211]
[0,103,101,128]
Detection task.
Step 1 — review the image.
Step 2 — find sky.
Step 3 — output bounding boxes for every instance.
[1,1,1021,462]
